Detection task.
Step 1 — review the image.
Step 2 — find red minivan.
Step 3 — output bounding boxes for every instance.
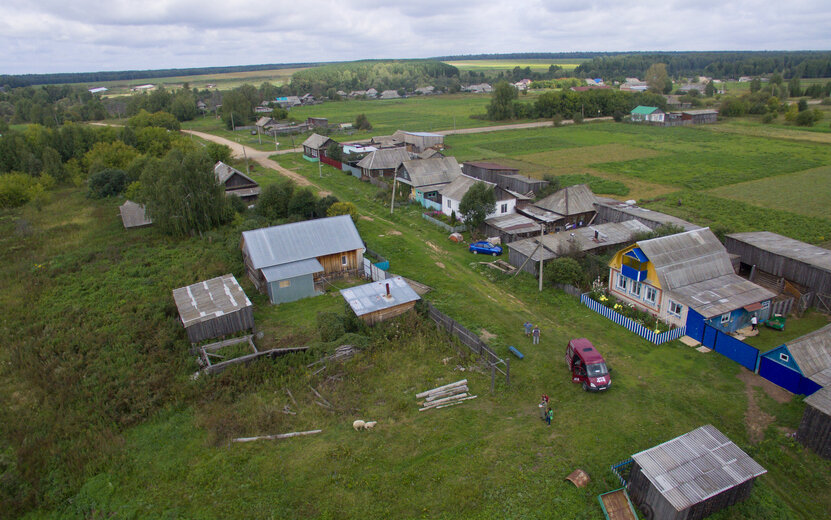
[565,338,611,391]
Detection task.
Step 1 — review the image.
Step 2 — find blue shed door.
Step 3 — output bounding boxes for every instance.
[685,309,705,342]
[702,325,718,349]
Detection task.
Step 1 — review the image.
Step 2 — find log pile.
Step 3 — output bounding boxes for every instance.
[416,379,477,412]
[308,344,358,373]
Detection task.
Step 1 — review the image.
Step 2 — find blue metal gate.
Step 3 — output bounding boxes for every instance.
[685,309,705,342]
[713,332,759,371]
[702,326,718,349]
[759,356,802,394]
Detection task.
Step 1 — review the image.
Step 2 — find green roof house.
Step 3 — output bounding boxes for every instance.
[630,105,665,123]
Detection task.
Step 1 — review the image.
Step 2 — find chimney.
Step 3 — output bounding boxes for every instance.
[385,283,390,296]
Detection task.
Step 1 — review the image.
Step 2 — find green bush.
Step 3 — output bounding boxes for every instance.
[317,311,345,342]
[87,168,127,198]
[0,172,35,208]
[545,257,584,287]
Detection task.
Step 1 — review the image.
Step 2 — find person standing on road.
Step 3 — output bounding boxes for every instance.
[532,326,541,345]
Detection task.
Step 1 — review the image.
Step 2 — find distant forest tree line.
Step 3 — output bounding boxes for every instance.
[575,51,831,81]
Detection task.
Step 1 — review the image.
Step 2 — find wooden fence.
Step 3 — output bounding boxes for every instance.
[422,213,466,233]
[425,302,509,389]
[580,294,686,345]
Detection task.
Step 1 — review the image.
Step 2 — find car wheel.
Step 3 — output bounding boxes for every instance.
[582,382,588,392]
[492,252,497,256]
[472,250,477,254]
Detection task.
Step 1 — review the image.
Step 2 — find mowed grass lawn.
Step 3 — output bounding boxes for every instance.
[14,154,825,518]
[443,59,585,72]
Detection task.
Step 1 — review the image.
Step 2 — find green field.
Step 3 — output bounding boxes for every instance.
[444,59,585,71]
[4,148,830,518]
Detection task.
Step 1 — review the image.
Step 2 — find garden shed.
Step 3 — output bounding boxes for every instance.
[724,232,831,311]
[340,276,421,325]
[627,424,766,520]
[462,161,548,196]
[759,323,831,396]
[241,215,365,304]
[797,386,831,459]
[119,200,152,229]
[172,274,254,344]
[392,130,444,153]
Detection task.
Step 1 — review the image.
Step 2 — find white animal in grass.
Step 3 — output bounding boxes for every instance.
[352,420,377,431]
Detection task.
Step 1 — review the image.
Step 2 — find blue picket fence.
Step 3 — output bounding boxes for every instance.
[581,294,686,345]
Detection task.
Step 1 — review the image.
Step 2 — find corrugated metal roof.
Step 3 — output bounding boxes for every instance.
[464,161,519,172]
[242,215,364,270]
[262,258,324,282]
[302,133,332,150]
[594,200,701,231]
[670,274,777,319]
[172,274,252,327]
[214,161,257,186]
[517,204,560,223]
[508,220,650,260]
[632,425,766,511]
[340,276,421,317]
[786,324,831,386]
[804,386,831,415]
[631,105,660,115]
[357,148,412,170]
[726,232,831,272]
[119,200,152,229]
[397,157,460,188]
[534,184,597,216]
[439,174,495,202]
[485,213,540,234]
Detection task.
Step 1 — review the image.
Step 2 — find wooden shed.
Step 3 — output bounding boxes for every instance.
[594,199,701,232]
[214,161,260,203]
[340,277,421,325]
[758,323,830,396]
[798,386,831,459]
[462,161,548,195]
[119,200,152,229]
[522,184,598,232]
[172,274,254,344]
[627,425,766,520]
[724,232,831,310]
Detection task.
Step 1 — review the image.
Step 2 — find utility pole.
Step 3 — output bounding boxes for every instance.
[390,176,397,215]
[538,224,544,292]
[318,154,322,178]
[231,113,235,132]
[274,134,278,151]
[240,141,250,175]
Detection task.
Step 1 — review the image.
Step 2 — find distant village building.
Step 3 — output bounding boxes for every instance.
[415,86,435,95]
[119,200,152,229]
[630,106,666,123]
[302,133,336,159]
[366,88,379,97]
[172,274,254,344]
[379,90,401,99]
[241,216,365,304]
[130,84,155,92]
[214,161,260,203]
[340,277,421,325]
[680,109,718,124]
[274,96,302,108]
[463,83,493,93]
[88,87,108,94]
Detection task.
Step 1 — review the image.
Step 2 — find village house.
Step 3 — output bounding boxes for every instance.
[240,215,365,304]
[415,86,435,95]
[274,96,302,108]
[172,274,254,343]
[395,157,461,209]
[356,147,412,181]
[507,220,651,276]
[302,133,336,159]
[463,83,493,93]
[438,174,516,222]
[340,277,421,325]
[88,87,108,94]
[379,90,400,99]
[630,106,666,123]
[214,161,260,203]
[519,184,597,232]
[462,161,548,197]
[366,88,379,98]
[392,130,444,153]
[759,323,830,396]
[607,228,776,331]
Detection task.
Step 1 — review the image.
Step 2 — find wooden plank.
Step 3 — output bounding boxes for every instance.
[231,429,322,443]
[416,379,467,398]
[204,346,308,374]
[195,334,254,354]
[419,395,477,411]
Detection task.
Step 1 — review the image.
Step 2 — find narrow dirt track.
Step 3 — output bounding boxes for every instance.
[182,130,329,195]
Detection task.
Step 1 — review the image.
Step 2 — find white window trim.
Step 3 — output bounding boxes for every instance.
[762,300,770,309]
[616,273,628,292]
[644,285,657,305]
[630,281,642,299]
[779,353,790,363]
[668,301,683,317]
[721,313,731,325]
[341,255,348,266]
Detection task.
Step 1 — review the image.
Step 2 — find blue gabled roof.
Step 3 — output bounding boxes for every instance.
[625,247,648,262]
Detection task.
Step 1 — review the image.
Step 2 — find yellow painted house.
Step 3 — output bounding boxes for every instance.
[608,228,775,332]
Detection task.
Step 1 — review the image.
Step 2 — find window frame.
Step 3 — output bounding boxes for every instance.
[668,300,683,317]
[720,312,731,325]
[278,280,291,288]
[779,353,790,363]
[616,272,628,292]
[630,281,642,298]
[644,285,657,305]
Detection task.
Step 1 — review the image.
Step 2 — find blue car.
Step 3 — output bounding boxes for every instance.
[469,241,502,256]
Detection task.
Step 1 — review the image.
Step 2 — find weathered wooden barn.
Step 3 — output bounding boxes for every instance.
[462,161,548,195]
[302,133,336,159]
[392,130,444,153]
[119,200,153,229]
[627,425,767,520]
[759,323,830,396]
[798,386,831,459]
[594,199,701,232]
[340,276,421,325]
[520,184,597,232]
[357,147,412,181]
[681,109,718,124]
[172,274,254,343]
[724,232,831,312]
[241,215,365,304]
[483,213,541,244]
[214,161,260,202]
[396,157,460,209]
[507,220,650,275]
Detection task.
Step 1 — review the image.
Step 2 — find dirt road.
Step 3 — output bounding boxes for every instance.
[182,130,328,195]
[433,116,613,136]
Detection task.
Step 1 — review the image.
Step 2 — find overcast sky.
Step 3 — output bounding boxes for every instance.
[2,0,830,75]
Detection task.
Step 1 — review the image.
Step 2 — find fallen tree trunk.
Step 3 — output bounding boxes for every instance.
[231,429,322,443]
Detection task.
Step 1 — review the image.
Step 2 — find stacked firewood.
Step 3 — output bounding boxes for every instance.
[416,379,477,412]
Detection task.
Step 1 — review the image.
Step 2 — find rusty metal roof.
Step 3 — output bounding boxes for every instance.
[632,425,766,511]
[172,274,252,328]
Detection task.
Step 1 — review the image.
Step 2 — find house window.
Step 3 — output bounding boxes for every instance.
[762,300,770,309]
[630,281,642,298]
[779,353,790,363]
[341,255,348,266]
[616,273,628,292]
[669,301,683,317]
[446,199,451,208]
[644,286,657,305]
[721,313,731,325]
[279,280,291,288]
[501,203,508,213]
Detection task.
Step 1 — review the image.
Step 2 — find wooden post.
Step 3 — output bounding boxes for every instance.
[506,358,510,385]
[491,363,496,393]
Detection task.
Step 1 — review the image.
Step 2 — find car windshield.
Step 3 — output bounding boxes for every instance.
[586,363,608,377]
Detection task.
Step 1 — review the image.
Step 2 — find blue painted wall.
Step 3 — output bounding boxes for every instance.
[758,344,823,396]
[267,273,319,304]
